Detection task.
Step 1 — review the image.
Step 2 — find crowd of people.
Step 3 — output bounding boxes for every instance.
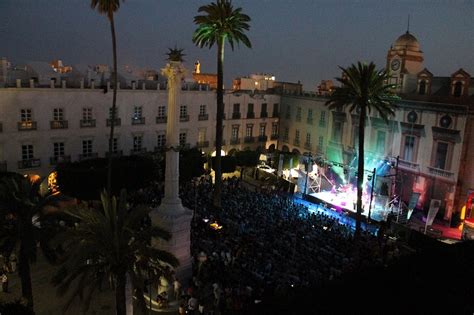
[162,176,402,314]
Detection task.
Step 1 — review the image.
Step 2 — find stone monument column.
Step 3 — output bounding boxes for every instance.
[150,58,192,283]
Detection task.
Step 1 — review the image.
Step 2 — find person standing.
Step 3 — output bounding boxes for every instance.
[1,272,8,293]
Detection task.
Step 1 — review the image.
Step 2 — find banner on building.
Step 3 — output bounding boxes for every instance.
[406,192,421,220]
[424,199,441,234]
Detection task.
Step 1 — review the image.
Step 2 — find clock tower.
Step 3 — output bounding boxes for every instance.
[386,30,424,92]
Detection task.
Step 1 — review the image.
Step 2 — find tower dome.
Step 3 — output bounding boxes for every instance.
[393,31,421,52]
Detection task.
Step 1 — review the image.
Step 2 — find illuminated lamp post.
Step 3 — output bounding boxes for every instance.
[367,168,376,223]
[304,153,312,199]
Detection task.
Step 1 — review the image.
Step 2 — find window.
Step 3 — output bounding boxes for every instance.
[198,129,206,143]
[419,80,426,95]
[284,127,289,140]
[296,107,302,122]
[285,105,291,119]
[434,141,449,169]
[231,126,239,140]
[180,105,187,118]
[261,103,267,117]
[199,105,207,116]
[318,136,324,149]
[133,106,143,120]
[332,121,343,143]
[453,81,462,97]
[248,103,254,114]
[157,106,166,118]
[22,144,34,160]
[319,111,326,127]
[233,103,240,113]
[295,129,300,141]
[133,135,143,151]
[272,103,279,117]
[376,130,386,153]
[53,108,64,121]
[402,135,416,162]
[157,134,166,148]
[246,124,253,137]
[82,108,93,121]
[307,109,313,124]
[306,132,311,145]
[259,124,266,136]
[53,142,64,157]
[82,140,93,156]
[179,132,187,146]
[21,109,32,122]
[271,123,278,136]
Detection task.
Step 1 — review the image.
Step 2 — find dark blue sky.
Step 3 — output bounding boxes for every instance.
[1,0,473,90]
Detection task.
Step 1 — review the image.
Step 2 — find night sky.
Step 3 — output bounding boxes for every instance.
[1,0,473,90]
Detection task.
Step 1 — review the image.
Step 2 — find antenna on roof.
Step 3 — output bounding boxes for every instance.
[407,14,410,33]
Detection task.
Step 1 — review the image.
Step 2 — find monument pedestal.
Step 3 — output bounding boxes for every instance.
[150,205,193,282]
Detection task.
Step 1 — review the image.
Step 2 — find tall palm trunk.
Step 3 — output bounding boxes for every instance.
[115,272,127,315]
[355,105,366,240]
[18,219,34,308]
[213,38,224,209]
[107,13,118,197]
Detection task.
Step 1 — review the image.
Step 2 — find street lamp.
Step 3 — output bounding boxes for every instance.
[303,153,312,199]
[367,167,376,223]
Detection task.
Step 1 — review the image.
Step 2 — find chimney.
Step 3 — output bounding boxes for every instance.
[16,79,21,88]
[80,78,84,89]
[91,79,95,89]
[132,81,136,90]
[50,78,55,88]
[61,80,66,89]
[157,83,160,90]
[107,81,111,90]
[29,79,34,88]
[117,81,120,89]
[142,82,146,90]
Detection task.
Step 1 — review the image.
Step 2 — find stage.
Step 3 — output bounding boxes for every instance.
[305,190,390,222]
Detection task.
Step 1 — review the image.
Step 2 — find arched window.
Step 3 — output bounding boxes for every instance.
[418,80,426,95]
[453,81,463,97]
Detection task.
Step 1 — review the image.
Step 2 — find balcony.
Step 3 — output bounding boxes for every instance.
[17,121,37,131]
[18,158,41,169]
[179,115,190,122]
[156,116,167,124]
[260,112,268,118]
[50,155,71,165]
[272,111,279,118]
[258,135,268,142]
[244,136,255,143]
[130,148,147,155]
[131,117,145,125]
[307,118,313,125]
[398,159,419,170]
[79,152,99,161]
[196,141,210,148]
[105,150,123,158]
[293,139,300,146]
[50,120,68,129]
[106,118,121,127]
[154,146,166,152]
[230,138,241,145]
[247,112,255,119]
[271,134,279,140]
[295,116,302,122]
[0,161,7,172]
[427,166,454,179]
[304,142,312,150]
[80,119,96,128]
[178,143,191,150]
[198,114,209,121]
[232,112,241,120]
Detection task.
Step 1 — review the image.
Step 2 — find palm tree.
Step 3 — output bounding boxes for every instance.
[193,0,251,208]
[0,174,62,309]
[90,0,122,196]
[52,190,179,315]
[326,62,396,240]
